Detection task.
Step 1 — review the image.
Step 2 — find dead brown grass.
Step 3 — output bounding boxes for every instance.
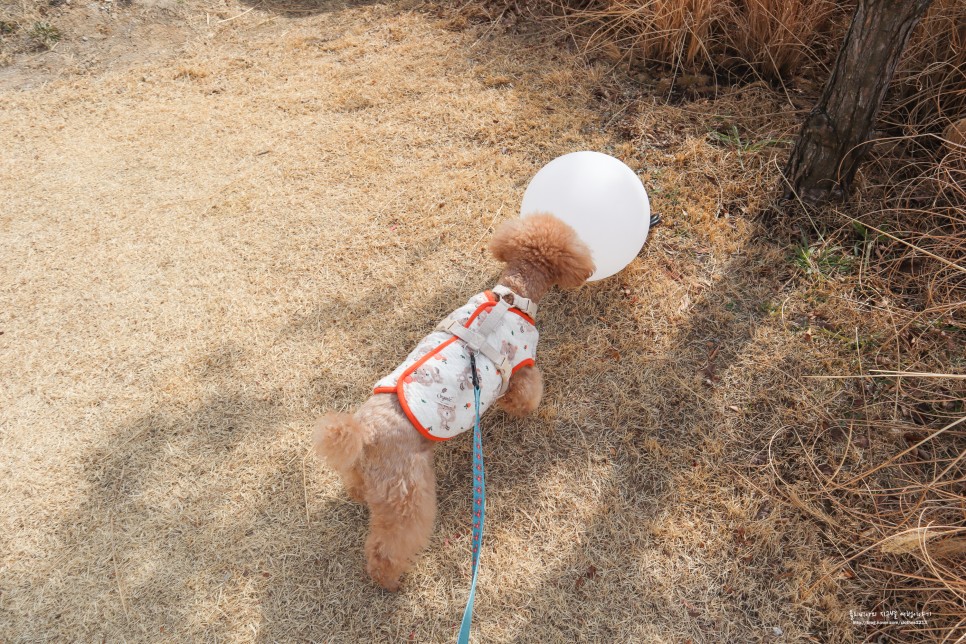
[1,1,826,641]
[786,126,966,643]
[558,0,719,70]
[0,0,199,84]
[724,0,839,79]
[891,0,966,134]
[524,0,844,80]
[2,0,964,642]
[497,1,966,638]
[763,293,966,641]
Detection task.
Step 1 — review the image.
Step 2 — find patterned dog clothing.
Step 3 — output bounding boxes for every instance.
[373,288,538,441]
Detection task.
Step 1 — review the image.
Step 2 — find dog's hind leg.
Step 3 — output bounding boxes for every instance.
[363,450,437,591]
[342,465,367,504]
[313,412,368,502]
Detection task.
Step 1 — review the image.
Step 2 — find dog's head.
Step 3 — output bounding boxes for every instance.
[488,213,595,291]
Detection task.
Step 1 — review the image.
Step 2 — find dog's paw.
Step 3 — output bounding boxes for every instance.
[366,553,402,592]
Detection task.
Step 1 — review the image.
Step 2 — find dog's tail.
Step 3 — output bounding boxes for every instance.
[312,412,366,471]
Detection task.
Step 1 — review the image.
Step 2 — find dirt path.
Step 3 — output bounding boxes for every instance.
[2,2,852,641]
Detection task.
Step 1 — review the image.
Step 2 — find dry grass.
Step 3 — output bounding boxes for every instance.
[891,0,966,134]
[761,171,965,638]
[772,2,966,629]
[1,0,80,60]
[723,0,839,79]
[497,1,966,638]
[0,1,824,641]
[515,0,963,89]
[1,0,199,81]
[485,0,966,640]
[522,0,843,80]
[2,0,964,642]
[556,0,720,70]
[785,119,966,643]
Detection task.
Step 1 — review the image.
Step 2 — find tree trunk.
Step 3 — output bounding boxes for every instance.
[782,0,933,207]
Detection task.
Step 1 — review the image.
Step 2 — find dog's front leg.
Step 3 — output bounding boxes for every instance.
[497,364,543,416]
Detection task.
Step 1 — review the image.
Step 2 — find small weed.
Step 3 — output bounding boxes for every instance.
[0,20,17,36]
[793,243,855,280]
[708,125,789,154]
[813,325,876,350]
[758,300,779,315]
[30,22,61,49]
[792,243,816,273]
[851,220,871,242]
[708,125,791,171]
[708,125,743,148]
[650,185,681,207]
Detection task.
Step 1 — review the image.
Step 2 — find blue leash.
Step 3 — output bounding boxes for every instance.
[457,353,485,644]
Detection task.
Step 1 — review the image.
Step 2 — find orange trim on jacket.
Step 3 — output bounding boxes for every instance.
[375,291,536,442]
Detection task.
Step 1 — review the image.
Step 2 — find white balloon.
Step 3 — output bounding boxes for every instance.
[520,151,650,281]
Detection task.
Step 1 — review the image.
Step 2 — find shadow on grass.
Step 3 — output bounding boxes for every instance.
[486,242,794,643]
[4,0,817,639]
[15,228,800,642]
[238,0,385,18]
[259,226,799,641]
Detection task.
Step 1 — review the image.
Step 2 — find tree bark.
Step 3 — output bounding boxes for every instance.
[782,0,933,207]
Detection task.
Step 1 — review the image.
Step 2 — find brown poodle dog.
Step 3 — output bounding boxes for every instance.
[312,214,595,591]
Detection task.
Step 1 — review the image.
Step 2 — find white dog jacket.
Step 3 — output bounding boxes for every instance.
[374,286,539,441]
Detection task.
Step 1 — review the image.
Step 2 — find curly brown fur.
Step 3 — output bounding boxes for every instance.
[311,214,594,591]
[497,364,543,416]
[488,212,596,295]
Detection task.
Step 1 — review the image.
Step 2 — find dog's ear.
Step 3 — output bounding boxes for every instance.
[489,213,595,288]
[488,218,528,265]
[551,231,596,289]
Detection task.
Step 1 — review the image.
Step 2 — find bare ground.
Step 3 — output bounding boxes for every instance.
[1,1,876,641]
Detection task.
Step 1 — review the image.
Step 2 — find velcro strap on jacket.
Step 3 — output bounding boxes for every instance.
[492,285,537,318]
[476,297,510,337]
[436,307,513,395]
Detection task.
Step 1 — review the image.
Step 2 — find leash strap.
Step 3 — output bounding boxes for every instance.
[457,354,485,644]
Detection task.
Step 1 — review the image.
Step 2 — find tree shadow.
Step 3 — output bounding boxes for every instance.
[8,342,321,639]
[255,220,801,641]
[238,0,386,18]
[484,243,795,642]
[3,1,820,640]
[12,210,802,641]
